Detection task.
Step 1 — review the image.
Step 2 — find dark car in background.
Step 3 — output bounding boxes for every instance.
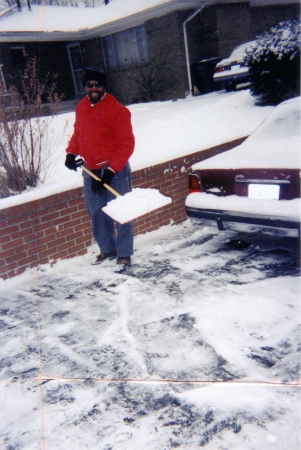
[185,97,300,237]
[213,41,256,91]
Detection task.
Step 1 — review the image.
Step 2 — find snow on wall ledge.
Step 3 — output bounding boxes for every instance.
[0,138,246,280]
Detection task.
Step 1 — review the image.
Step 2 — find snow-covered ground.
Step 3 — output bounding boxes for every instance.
[0,90,300,449]
[0,220,300,449]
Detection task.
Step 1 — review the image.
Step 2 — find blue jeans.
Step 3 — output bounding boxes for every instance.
[83,163,134,257]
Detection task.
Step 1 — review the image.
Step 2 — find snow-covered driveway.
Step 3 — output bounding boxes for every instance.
[0,221,300,449]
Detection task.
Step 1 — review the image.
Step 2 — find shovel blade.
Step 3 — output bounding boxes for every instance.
[102,188,172,224]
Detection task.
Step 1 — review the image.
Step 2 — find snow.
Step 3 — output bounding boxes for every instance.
[248,19,300,61]
[190,97,300,170]
[186,194,301,220]
[0,3,300,447]
[0,220,300,448]
[193,137,299,169]
[0,90,299,445]
[0,90,274,210]
[102,188,172,223]
[0,0,172,32]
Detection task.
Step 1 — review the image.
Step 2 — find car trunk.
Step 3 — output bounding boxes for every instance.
[189,168,300,201]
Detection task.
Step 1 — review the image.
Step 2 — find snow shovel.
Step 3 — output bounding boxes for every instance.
[81,166,172,224]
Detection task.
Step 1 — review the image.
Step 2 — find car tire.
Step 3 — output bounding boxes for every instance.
[225,82,237,92]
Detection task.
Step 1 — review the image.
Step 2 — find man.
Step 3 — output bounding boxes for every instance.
[65,67,135,268]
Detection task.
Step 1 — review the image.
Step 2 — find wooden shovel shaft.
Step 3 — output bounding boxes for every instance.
[81,166,121,197]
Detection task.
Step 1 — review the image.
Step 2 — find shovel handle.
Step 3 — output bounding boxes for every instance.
[81,166,121,197]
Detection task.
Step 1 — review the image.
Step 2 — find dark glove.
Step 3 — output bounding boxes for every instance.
[91,169,102,196]
[65,153,84,171]
[91,169,114,196]
[100,169,114,187]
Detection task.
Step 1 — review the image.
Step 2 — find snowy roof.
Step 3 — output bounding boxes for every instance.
[0,0,198,42]
[0,0,298,42]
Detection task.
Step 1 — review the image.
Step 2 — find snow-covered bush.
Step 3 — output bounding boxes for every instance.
[245,19,300,105]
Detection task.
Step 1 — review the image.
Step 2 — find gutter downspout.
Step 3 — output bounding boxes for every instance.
[183,2,208,95]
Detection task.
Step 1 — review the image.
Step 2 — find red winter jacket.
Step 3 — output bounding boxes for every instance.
[66,93,135,172]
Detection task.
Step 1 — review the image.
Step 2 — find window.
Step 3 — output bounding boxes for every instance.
[102,25,148,70]
[10,46,25,65]
[67,43,85,95]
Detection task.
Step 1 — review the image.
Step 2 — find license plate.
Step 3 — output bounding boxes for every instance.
[248,184,280,200]
[231,64,240,70]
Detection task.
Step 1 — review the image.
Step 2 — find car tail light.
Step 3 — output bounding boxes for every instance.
[215,67,224,73]
[188,171,203,193]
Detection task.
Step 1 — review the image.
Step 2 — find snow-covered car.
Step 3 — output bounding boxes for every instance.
[213,41,256,91]
[185,97,301,237]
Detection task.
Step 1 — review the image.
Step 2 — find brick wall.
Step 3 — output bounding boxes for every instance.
[0,188,92,280]
[216,3,252,58]
[250,4,300,37]
[0,137,246,280]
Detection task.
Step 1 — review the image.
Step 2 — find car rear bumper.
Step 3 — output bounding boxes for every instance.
[185,193,301,237]
[213,70,250,85]
[186,206,300,237]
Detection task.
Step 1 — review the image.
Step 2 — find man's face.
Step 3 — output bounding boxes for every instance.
[85,80,105,104]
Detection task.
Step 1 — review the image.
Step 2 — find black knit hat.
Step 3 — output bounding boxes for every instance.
[83,67,107,88]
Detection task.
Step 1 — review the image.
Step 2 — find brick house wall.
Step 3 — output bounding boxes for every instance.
[215,3,252,57]
[0,137,246,280]
[198,6,219,59]
[101,10,198,104]
[198,3,299,60]
[250,4,300,37]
